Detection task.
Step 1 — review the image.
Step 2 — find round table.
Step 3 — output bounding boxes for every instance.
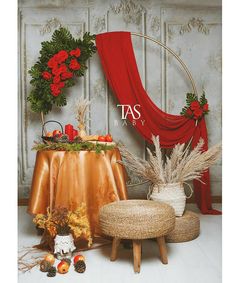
[27,148,128,236]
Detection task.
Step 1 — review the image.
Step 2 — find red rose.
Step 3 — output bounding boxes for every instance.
[55,50,68,63]
[70,48,81,57]
[47,57,58,69]
[59,64,67,73]
[53,75,61,84]
[52,67,59,76]
[58,81,65,88]
[190,101,200,110]
[69,59,80,70]
[50,84,61,97]
[42,71,52,80]
[186,108,193,116]
[61,72,73,80]
[203,103,209,111]
[52,64,67,76]
[193,108,203,119]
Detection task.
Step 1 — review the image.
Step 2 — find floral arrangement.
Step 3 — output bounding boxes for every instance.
[180,92,209,120]
[119,135,221,185]
[33,204,92,247]
[28,27,96,114]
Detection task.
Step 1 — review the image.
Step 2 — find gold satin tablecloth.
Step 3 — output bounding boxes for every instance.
[28,148,128,236]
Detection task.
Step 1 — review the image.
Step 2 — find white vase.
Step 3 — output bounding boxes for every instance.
[54,234,76,259]
[150,182,192,217]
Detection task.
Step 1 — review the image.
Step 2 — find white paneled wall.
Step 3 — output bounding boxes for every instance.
[18,0,222,198]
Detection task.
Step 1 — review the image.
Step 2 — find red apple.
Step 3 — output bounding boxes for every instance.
[44,253,55,265]
[105,134,113,142]
[53,130,62,137]
[98,136,106,142]
[73,254,85,264]
[57,261,69,274]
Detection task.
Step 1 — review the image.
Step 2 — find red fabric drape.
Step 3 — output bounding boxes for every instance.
[96,31,221,215]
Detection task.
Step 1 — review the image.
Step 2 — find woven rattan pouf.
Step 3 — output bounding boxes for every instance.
[166,210,200,243]
[99,200,175,273]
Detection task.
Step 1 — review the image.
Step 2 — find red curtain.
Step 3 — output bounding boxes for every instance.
[96,31,221,215]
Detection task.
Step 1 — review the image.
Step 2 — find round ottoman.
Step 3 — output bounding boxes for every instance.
[166,210,200,243]
[99,200,175,273]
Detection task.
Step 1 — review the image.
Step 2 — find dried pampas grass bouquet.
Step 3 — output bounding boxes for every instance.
[119,135,222,185]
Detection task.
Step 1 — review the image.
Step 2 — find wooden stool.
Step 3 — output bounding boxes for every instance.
[99,200,175,273]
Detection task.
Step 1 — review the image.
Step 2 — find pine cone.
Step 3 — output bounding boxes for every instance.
[47,266,56,277]
[62,258,71,266]
[74,260,86,273]
[40,260,52,272]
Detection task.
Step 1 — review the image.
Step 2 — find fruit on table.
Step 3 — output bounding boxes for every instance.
[98,135,106,142]
[73,254,85,264]
[57,260,70,274]
[46,132,53,137]
[44,253,55,265]
[53,129,62,137]
[105,134,113,142]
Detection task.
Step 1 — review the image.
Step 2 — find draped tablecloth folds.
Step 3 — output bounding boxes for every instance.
[28,149,128,236]
[96,31,221,215]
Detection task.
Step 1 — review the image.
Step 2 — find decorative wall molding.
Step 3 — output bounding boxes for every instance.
[149,15,160,34]
[179,17,210,35]
[110,0,146,25]
[208,52,222,73]
[93,78,106,99]
[40,17,62,35]
[93,15,106,33]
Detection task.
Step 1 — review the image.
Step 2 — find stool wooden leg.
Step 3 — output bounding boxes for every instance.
[110,237,120,261]
[157,236,168,264]
[133,240,141,273]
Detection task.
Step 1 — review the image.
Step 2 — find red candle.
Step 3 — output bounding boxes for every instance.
[65,124,74,141]
[73,129,78,139]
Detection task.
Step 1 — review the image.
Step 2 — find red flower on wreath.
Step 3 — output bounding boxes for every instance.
[52,64,67,76]
[58,81,65,88]
[190,101,200,110]
[186,108,193,117]
[53,75,61,84]
[193,108,203,119]
[70,48,81,57]
[203,103,209,111]
[61,72,73,80]
[47,57,58,69]
[54,50,68,63]
[50,84,61,97]
[42,71,52,80]
[181,93,209,120]
[69,59,80,70]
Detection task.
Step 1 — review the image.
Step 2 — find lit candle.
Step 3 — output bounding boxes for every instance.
[65,124,73,141]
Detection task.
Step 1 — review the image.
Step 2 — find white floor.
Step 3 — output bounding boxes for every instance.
[18,204,222,283]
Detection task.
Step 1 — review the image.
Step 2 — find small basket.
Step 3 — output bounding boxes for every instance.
[149,182,193,217]
[41,120,64,143]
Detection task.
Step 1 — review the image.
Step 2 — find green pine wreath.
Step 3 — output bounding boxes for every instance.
[27,27,96,114]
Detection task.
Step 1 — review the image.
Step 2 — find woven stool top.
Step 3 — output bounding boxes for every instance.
[99,200,175,239]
